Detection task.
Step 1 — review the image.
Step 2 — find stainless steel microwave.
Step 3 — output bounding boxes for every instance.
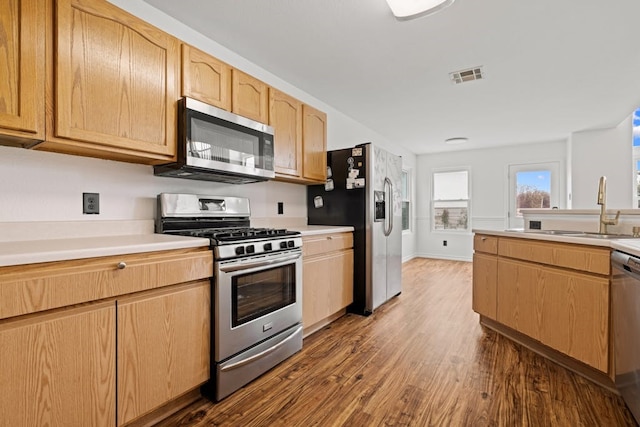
[154,97,275,184]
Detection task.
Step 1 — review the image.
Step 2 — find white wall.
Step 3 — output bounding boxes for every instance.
[0,0,418,258]
[0,145,307,222]
[570,115,633,209]
[416,140,567,261]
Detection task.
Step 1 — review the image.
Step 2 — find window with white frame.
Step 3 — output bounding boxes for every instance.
[401,169,411,231]
[432,170,469,231]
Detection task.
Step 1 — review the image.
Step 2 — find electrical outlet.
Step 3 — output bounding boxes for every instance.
[83,193,100,214]
[443,240,448,246]
[277,202,284,215]
[529,220,542,230]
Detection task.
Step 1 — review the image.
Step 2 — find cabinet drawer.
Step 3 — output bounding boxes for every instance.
[0,248,213,319]
[498,237,610,275]
[474,234,498,254]
[302,233,353,257]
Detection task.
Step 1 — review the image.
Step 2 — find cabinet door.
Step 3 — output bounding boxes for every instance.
[303,249,353,329]
[302,104,327,182]
[181,44,231,110]
[536,266,609,372]
[0,302,116,427]
[117,281,210,425]
[497,258,543,341]
[270,89,303,178]
[497,258,609,372]
[52,0,179,161]
[0,0,45,144]
[472,253,497,319]
[231,69,269,123]
[328,249,354,312]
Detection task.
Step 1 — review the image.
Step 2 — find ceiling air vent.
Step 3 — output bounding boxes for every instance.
[449,66,483,84]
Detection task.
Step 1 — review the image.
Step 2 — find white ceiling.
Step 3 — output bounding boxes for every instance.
[143,0,640,154]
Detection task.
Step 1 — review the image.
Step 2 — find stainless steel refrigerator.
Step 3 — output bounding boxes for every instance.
[307,142,402,315]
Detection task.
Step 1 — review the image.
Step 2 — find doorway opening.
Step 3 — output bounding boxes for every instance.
[508,163,559,229]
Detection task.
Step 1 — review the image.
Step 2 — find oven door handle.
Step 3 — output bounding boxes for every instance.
[219,252,301,273]
[219,325,303,372]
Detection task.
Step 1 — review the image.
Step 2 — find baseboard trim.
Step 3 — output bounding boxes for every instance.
[303,309,347,338]
[415,253,472,262]
[123,388,202,427]
[402,254,417,263]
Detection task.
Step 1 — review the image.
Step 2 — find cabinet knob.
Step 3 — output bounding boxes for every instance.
[327,236,333,240]
[481,237,487,241]
[117,262,127,270]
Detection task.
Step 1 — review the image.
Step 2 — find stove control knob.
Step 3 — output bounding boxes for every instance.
[264,243,273,251]
[280,241,288,249]
[235,246,245,256]
[287,240,295,248]
[246,245,255,254]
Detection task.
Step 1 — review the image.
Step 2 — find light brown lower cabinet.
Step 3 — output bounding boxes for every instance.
[0,301,116,427]
[472,234,611,375]
[0,247,213,426]
[471,252,497,319]
[497,258,609,372]
[302,232,354,336]
[117,280,210,425]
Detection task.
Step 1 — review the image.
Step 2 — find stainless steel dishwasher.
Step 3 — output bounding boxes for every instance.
[612,249,640,424]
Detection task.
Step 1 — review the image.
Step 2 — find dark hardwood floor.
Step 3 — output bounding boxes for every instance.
[157,258,636,426]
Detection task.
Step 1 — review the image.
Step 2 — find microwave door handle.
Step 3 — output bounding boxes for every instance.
[219,253,301,273]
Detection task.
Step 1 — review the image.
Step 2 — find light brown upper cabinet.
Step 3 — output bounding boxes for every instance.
[41,0,180,164]
[231,69,269,124]
[270,89,303,178]
[302,104,327,182]
[271,93,328,184]
[0,0,45,147]
[181,44,231,111]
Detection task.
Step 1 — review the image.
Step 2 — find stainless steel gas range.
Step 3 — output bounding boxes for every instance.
[156,193,303,401]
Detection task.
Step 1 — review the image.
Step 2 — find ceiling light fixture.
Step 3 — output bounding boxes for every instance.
[386,0,455,20]
[445,137,468,145]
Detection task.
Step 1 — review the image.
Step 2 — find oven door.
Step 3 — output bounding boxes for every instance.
[214,248,302,362]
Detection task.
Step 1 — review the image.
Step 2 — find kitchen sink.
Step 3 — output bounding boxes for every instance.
[525,230,586,235]
[526,230,637,239]
[570,232,637,239]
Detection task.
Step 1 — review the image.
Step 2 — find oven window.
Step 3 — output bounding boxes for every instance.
[232,264,296,327]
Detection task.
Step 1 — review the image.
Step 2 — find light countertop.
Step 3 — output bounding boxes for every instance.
[611,240,640,258]
[0,234,210,267]
[288,225,355,236]
[474,228,640,257]
[0,221,355,267]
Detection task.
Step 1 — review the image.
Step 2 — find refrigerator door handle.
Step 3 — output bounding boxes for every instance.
[384,177,393,236]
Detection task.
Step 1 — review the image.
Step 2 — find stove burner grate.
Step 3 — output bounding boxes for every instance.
[173,227,299,243]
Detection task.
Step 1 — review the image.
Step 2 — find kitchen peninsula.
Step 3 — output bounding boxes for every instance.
[472,224,640,391]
